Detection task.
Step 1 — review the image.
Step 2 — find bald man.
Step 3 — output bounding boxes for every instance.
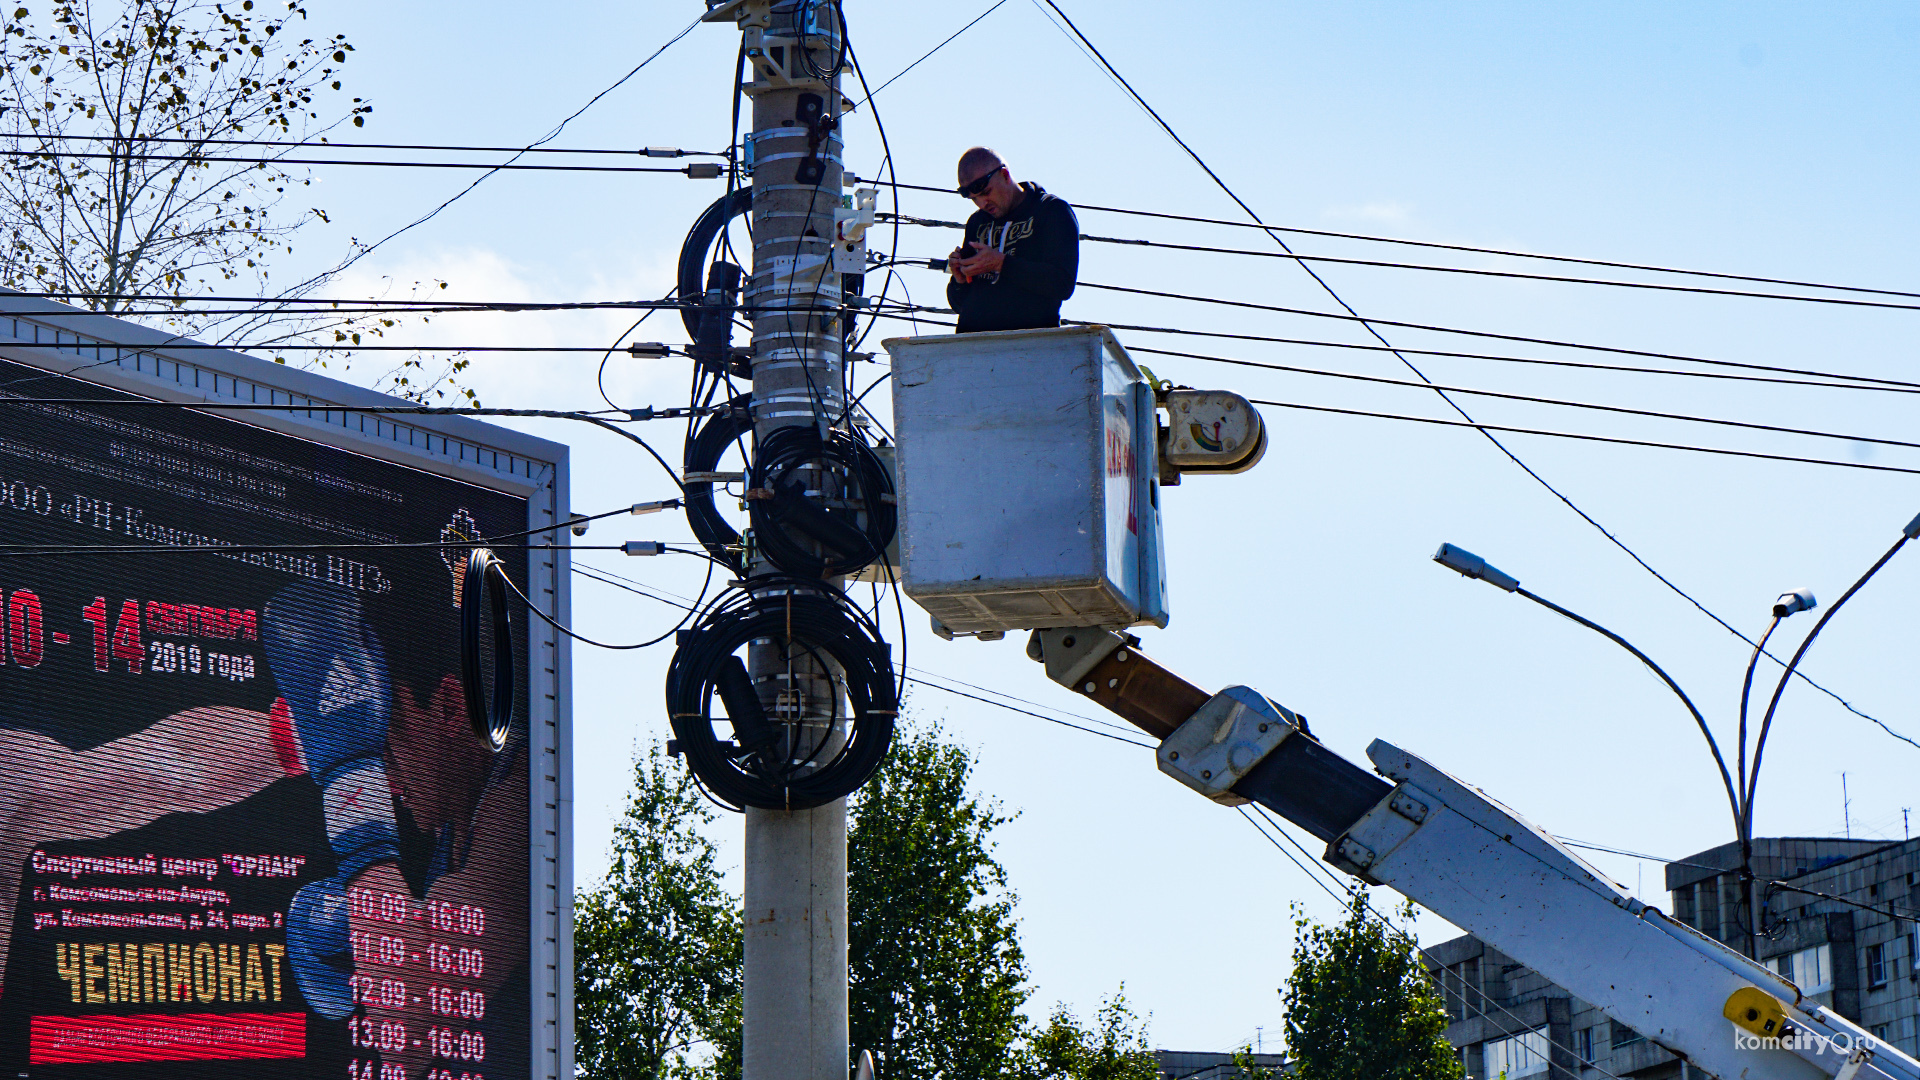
[947,147,1080,333]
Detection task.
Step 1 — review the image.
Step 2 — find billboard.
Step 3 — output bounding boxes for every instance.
[0,297,572,1080]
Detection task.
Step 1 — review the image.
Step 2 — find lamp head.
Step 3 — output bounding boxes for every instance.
[1433,543,1520,593]
[1772,589,1817,619]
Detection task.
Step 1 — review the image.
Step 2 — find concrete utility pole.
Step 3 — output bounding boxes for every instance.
[700,1,851,1075]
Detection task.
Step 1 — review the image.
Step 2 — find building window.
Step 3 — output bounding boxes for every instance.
[1868,943,1888,988]
[1908,928,1918,979]
[1771,944,1834,994]
[1613,1021,1644,1049]
[1574,1026,1594,1063]
[1483,1027,1551,1078]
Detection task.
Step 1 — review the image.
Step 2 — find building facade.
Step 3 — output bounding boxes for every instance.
[1422,836,1920,1078]
[1155,1049,1289,1078]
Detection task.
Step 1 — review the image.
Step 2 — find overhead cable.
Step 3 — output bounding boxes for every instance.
[7,135,726,157]
[903,675,1154,749]
[1141,347,1920,450]
[0,149,721,175]
[1079,283,1920,389]
[865,179,1920,303]
[1244,397,1920,477]
[899,3,1909,748]
[849,0,1009,110]
[280,13,705,294]
[1121,333,1920,396]
[882,214,1920,313]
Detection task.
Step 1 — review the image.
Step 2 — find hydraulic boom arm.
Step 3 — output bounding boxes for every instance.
[1027,626,1919,1080]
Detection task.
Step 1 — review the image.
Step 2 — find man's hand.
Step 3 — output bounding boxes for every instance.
[955,242,1005,281]
[947,246,973,284]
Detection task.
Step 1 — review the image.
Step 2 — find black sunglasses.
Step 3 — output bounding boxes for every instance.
[956,167,1002,198]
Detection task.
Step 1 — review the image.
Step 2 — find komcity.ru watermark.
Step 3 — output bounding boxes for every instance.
[1736,1029,1879,1055]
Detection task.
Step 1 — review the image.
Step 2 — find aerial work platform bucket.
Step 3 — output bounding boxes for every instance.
[884,325,1170,635]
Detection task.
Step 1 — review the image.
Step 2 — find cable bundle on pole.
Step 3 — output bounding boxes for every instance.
[683,395,754,573]
[747,424,896,578]
[665,578,898,811]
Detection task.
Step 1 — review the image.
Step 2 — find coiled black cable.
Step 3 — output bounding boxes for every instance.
[666,578,898,811]
[747,424,896,578]
[459,548,516,751]
[682,395,753,574]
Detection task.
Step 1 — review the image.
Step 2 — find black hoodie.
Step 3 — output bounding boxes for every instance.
[947,182,1080,333]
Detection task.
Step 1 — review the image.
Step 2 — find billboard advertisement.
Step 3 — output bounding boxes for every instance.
[0,306,570,1080]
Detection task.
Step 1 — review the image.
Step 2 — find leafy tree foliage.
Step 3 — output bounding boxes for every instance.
[0,1,361,307]
[580,725,1168,1080]
[574,746,741,1080]
[1282,891,1461,1080]
[1015,991,1160,1080]
[0,1,474,401]
[849,724,1030,1078]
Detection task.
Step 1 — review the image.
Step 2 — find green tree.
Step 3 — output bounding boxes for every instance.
[1282,890,1461,1080]
[574,746,741,1080]
[1016,990,1160,1080]
[849,724,1030,1078]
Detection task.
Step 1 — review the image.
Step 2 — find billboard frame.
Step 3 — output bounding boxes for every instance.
[0,291,574,1080]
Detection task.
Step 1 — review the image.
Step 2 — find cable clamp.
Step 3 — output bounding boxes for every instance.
[742,488,776,501]
[686,471,745,484]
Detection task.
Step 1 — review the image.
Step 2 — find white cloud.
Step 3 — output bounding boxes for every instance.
[1320,200,1415,225]
[322,246,686,410]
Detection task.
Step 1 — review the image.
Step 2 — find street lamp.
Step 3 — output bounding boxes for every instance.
[1740,512,1920,933]
[1432,543,1742,845]
[1438,514,1920,961]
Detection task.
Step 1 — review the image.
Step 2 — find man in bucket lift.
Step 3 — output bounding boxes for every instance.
[946,147,1081,333]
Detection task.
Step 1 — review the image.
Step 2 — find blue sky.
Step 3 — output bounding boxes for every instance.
[249,0,1920,1054]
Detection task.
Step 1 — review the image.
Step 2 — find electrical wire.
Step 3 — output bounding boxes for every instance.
[878,213,1920,314]
[845,32,906,356]
[1244,397,1920,476]
[277,13,705,298]
[848,0,1009,110]
[1137,347,1920,451]
[0,149,720,175]
[1077,283,1920,390]
[865,179,1920,304]
[963,0,1913,752]
[903,665,1141,737]
[571,563,700,610]
[0,542,623,558]
[2,134,728,157]
[494,564,674,651]
[0,502,647,559]
[1241,801,1635,1080]
[903,675,1154,749]
[0,397,641,418]
[1746,529,1920,840]
[1122,337,1920,397]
